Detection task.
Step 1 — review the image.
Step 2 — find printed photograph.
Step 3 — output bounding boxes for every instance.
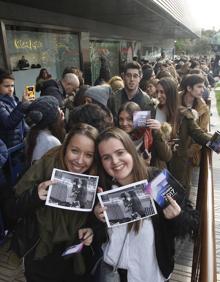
[133,111,151,128]
[46,168,99,212]
[98,180,157,228]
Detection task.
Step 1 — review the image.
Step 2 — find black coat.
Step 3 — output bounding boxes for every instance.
[97,168,199,280]
[40,79,66,107]
[107,88,154,124]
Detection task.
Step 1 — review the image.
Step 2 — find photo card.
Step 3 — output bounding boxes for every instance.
[98,179,157,228]
[207,130,220,154]
[145,169,185,208]
[133,111,151,128]
[62,242,84,257]
[46,168,99,212]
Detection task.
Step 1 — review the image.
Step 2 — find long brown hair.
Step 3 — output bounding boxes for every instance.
[96,127,149,233]
[26,114,66,165]
[157,77,179,137]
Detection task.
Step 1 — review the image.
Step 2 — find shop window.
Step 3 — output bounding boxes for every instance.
[90,41,120,85]
[0,47,4,68]
[6,26,80,98]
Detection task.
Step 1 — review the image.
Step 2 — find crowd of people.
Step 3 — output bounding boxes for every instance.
[0,55,217,282]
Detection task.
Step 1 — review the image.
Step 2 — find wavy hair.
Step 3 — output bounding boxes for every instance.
[157,77,179,137]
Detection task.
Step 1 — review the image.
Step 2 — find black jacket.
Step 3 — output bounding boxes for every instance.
[151,199,198,279]
[107,88,154,123]
[40,79,66,107]
[97,168,199,280]
[148,168,198,279]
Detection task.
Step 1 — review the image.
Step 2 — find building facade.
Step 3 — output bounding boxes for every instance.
[0,0,200,95]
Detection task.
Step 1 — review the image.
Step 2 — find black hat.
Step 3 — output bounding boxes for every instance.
[27,96,60,128]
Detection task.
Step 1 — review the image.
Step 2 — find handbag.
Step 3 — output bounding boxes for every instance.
[99,232,128,282]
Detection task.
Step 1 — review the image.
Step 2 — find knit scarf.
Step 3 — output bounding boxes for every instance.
[130,128,153,153]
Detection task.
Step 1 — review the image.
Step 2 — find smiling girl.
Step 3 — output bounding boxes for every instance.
[118,102,172,169]
[12,123,98,282]
[94,127,198,282]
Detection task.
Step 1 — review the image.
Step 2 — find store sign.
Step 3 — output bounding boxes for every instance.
[14,39,43,50]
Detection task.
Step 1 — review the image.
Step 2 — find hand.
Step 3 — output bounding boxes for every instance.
[97,187,103,193]
[22,90,30,102]
[78,228,93,246]
[146,119,161,130]
[168,140,179,152]
[38,180,56,201]
[94,203,106,223]
[163,195,181,219]
[22,89,35,102]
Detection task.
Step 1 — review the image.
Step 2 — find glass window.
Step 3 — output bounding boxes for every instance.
[6,26,80,98]
[90,41,120,85]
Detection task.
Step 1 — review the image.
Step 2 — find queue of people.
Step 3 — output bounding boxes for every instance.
[0,57,217,282]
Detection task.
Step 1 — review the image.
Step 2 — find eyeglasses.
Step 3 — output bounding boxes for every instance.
[125,73,140,79]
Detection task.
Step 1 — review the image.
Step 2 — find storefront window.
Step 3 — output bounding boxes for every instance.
[0,47,4,68]
[142,46,161,62]
[0,29,5,68]
[90,41,120,85]
[6,26,80,98]
[119,40,142,73]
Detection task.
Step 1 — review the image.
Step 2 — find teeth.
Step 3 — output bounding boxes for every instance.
[72,164,83,170]
[113,164,123,171]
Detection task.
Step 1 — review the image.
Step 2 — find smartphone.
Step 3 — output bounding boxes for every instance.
[25,85,35,100]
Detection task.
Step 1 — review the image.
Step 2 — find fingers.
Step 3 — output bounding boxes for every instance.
[163,196,181,219]
[22,90,31,102]
[38,180,57,201]
[146,119,161,130]
[78,228,94,246]
[97,187,103,193]
[94,203,106,223]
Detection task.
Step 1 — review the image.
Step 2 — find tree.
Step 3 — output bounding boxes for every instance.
[175,29,218,56]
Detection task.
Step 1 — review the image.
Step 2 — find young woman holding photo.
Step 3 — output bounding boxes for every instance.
[94,127,198,282]
[12,123,98,282]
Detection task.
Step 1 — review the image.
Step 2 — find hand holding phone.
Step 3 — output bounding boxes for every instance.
[25,85,36,101]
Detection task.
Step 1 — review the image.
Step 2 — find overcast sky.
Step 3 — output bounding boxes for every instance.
[190,0,220,30]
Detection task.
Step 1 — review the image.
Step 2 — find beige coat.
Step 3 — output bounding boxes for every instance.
[168,107,211,190]
[186,97,209,166]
